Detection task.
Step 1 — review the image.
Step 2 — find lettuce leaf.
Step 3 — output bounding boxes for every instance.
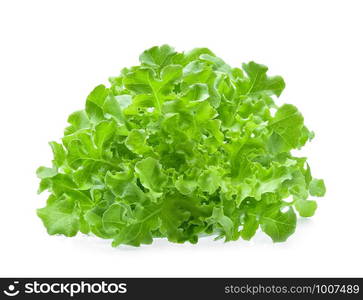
[36,45,326,246]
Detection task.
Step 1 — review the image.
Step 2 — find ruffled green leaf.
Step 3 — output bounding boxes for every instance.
[309,179,326,197]
[260,207,297,242]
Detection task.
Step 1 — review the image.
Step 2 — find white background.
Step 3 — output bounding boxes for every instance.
[1,0,362,277]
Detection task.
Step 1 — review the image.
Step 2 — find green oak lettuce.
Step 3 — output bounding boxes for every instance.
[36,45,326,246]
